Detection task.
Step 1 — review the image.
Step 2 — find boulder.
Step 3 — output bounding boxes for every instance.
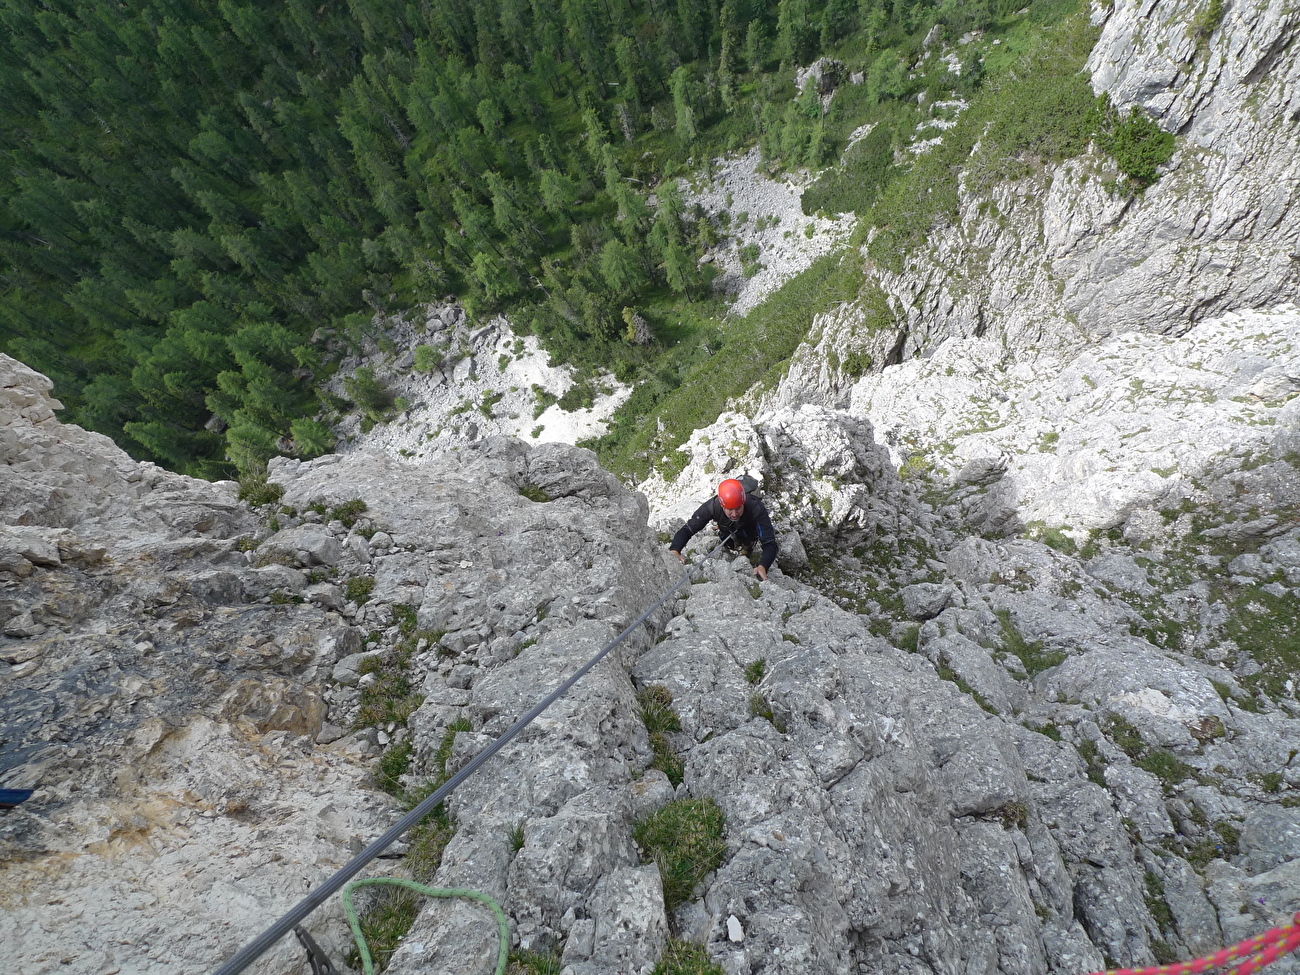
[901,582,959,620]
[261,524,343,566]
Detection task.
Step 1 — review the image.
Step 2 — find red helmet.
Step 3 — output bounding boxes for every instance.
[717,478,745,509]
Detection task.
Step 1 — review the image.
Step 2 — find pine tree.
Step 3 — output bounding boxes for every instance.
[670,67,697,144]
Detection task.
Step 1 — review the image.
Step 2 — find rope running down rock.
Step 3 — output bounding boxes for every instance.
[211,536,732,975]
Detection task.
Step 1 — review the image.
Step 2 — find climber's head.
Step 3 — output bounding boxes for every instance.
[717,479,745,519]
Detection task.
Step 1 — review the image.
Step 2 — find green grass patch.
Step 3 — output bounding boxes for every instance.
[331,498,368,527]
[937,659,1000,715]
[1137,749,1196,789]
[1221,587,1300,702]
[352,604,434,731]
[995,609,1067,675]
[651,940,726,975]
[744,659,767,684]
[640,685,683,734]
[639,685,685,787]
[345,575,376,604]
[413,345,443,374]
[1095,99,1175,191]
[354,649,424,730]
[1105,715,1196,790]
[1077,739,1107,787]
[864,10,1101,272]
[1191,0,1226,46]
[1106,715,1145,758]
[803,119,903,215]
[1180,821,1241,870]
[375,739,413,798]
[748,693,786,732]
[634,798,728,915]
[347,722,464,970]
[1025,520,1077,554]
[507,950,564,975]
[238,477,284,508]
[519,483,551,503]
[896,623,921,653]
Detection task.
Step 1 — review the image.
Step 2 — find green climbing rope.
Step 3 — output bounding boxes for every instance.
[341,877,509,975]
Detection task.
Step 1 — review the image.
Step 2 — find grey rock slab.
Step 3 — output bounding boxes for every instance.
[1072,864,1157,968]
[703,818,853,975]
[262,524,343,566]
[627,770,676,821]
[508,789,640,950]
[586,865,668,973]
[956,455,1008,487]
[1239,858,1300,921]
[0,527,61,567]
[333,650,384,687]
[955,820,1051,975]
[633,625,765,741]
[901,582,959,620]
[930,632,1028,716]
[304,582,345,610]
[372,550,429,602]
[1103,764,1175,843]
[1157,854,1222,956]
[1041,919,1107,975]
[1039,645,1232,748]
[685,722,826,830]
[1031,777,1135,870]
[776,529,809,573]
[347,533,371,563]
[561,917,597,965]
[1085,553,1156,595]
[1239,806,1300,874]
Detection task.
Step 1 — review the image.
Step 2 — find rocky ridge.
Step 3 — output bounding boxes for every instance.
[6,326,1300,975]
[777,0,1300,406]
[6,0,1300,971]
[0,353,402,974]
[325,302,631,462]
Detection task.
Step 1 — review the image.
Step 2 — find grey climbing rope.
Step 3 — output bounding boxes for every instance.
[211,536,731,975]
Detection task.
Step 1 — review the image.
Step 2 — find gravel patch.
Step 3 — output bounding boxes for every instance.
[682,146,856,316]
[329,307,630,463]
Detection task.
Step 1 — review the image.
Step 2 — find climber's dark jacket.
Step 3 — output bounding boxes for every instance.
[670,496,779,570]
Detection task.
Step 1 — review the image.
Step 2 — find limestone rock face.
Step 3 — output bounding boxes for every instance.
[773,306,1300,538]
[639,405,909,545]
[777,0,1300,417]
[9,329,1300,975]
[0,354,392,975]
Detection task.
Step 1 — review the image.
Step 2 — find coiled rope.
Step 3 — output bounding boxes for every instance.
[1084,913,1300,975]
[342,878,509,975]
[212,537,731,975]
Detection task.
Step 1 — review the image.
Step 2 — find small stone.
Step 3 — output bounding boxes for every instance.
[316,723,348,744]
[4,611,45,638]
[727,915,744,943]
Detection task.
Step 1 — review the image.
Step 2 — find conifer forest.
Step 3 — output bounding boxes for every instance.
[0,0,1173,479]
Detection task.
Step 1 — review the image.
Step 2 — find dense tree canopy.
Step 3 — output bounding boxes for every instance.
[0,0,1069,476]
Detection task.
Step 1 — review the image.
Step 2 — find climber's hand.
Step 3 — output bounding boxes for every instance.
[671,549,685,565]
[753,564,768,581]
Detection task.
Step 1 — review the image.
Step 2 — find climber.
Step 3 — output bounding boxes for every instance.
[670,478,778,580]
